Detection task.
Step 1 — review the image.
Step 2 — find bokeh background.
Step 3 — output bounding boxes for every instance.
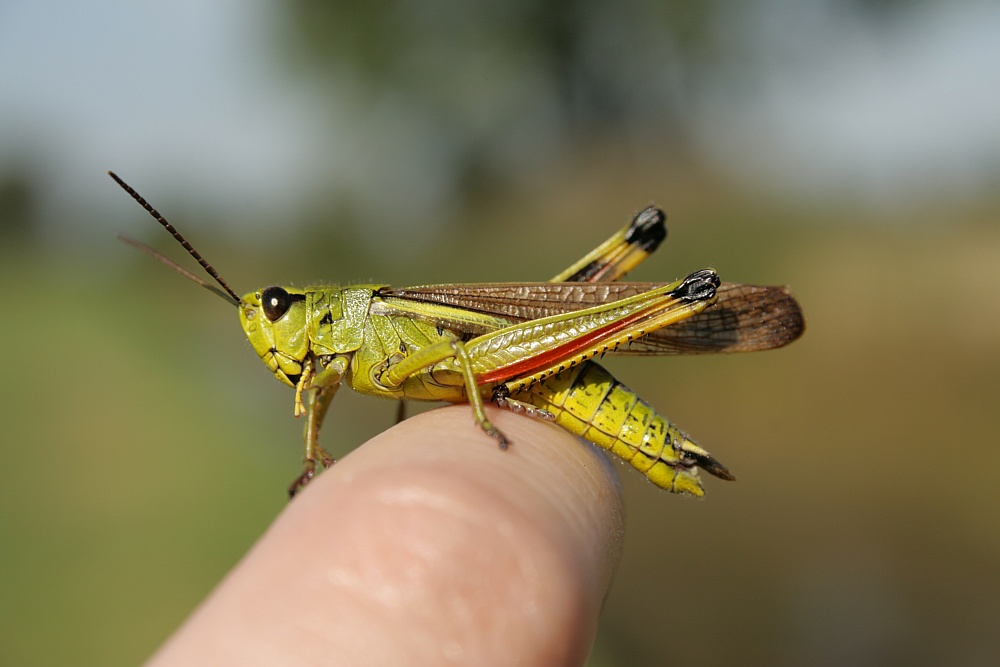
[2,1,998,665]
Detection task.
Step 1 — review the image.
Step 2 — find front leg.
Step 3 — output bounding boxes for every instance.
[289,355,349,498]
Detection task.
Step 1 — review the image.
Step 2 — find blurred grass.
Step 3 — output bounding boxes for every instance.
[0,165,998,665]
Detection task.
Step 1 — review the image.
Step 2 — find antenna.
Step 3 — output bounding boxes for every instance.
[117,233,241,306]
[109,171,242,306]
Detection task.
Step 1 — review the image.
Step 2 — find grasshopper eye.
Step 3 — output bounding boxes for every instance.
[261,286,293,322]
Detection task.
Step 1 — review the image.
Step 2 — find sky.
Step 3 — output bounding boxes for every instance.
[0,1,328,229]
[1,0,997,237]
[694,0,1000,208]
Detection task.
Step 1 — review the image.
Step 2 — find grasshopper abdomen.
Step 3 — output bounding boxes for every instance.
[515,361,732,497]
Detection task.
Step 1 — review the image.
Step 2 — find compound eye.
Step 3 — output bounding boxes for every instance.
[261,286,293,322]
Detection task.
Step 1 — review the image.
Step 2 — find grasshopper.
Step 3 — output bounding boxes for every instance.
[110,172,804,498]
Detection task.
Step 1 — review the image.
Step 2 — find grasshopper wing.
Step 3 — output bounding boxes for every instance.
[381,281,804,355]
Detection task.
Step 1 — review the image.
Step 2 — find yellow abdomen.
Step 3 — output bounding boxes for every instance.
[515,361,732,496]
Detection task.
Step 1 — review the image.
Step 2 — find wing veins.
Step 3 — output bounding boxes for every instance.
[380,282,804,354]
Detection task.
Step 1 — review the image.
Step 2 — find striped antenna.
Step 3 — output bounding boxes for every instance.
[109,171,242,306]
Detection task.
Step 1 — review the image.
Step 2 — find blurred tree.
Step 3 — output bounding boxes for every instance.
[276,0,939,230]
[0,164,40,246]
[279,0,729,199]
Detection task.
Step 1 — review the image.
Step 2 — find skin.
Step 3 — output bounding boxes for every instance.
[145,406,626,667]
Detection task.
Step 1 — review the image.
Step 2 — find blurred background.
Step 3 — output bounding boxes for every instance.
[1,0,998,664]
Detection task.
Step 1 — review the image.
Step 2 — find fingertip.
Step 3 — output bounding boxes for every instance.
[148,406,624,667]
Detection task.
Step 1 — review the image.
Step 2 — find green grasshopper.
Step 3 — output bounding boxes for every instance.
[110,172,804,498]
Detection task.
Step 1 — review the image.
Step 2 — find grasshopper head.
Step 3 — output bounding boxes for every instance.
[240,286,310,388]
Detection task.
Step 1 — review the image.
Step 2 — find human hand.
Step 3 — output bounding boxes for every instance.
[145,405,625,666]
